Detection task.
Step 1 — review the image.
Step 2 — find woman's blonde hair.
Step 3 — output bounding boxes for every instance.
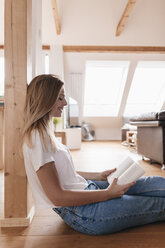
[22,74,64,151]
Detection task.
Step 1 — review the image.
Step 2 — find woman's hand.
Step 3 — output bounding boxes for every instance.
[99,168,116,181]
[105,178,136,199]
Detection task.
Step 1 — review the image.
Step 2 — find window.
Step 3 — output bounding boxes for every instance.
[124,61,165,116]
[0,56,4,97]
[84,61,129,116]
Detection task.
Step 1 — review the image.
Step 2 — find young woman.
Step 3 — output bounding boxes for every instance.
[22,74,165,235]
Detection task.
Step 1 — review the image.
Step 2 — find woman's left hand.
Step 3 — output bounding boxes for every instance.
[99,168,116,181]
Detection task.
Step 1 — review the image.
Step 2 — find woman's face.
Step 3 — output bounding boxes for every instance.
[50,88,67,117]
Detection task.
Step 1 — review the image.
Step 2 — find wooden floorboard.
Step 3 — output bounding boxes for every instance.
[1,232,165,248]
[0,141,165,248]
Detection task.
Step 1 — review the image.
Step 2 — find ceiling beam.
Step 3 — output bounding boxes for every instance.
[1,45,165,53]
[42,45,50,50]
[0,45,51,50]
[116,0,136,36]
[51,0,61,35]
[63,46,165,54]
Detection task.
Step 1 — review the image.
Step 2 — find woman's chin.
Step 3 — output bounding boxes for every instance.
[56,113,62,117]
[52,112,62,118]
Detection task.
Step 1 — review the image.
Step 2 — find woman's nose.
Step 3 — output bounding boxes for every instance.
[63,98,67,106]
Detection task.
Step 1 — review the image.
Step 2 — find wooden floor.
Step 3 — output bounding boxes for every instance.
[0,141,165,248]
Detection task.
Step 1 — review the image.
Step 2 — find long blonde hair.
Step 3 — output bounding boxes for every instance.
[22,74,64,151]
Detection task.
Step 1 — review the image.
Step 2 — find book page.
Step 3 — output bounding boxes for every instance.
[107,156,135,185]
[117,162,145,185]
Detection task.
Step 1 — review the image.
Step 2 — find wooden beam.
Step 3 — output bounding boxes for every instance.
[1,44,165,54]
[4,0,28,219]
[51,0,61,35]
[63,45,165,54]
[2,0,36,227]
[0,45,50,50]
[55,131,66,145]
[42,45,50,50]
[116,0,136,36]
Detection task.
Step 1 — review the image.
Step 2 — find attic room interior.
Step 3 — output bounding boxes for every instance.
[0,0,165,247]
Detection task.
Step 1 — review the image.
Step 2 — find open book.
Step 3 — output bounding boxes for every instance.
[107,156,145,185]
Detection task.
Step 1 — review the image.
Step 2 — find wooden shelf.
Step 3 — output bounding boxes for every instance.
[55,131,66,145]
[126,130,137,147]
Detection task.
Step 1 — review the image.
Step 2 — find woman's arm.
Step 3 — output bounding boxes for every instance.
[77,169,116,181]
[36,162,135,207]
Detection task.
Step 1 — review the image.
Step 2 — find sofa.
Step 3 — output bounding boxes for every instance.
[129,110,165,170]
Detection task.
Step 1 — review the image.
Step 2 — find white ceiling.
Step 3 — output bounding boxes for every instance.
[42,0,165,46]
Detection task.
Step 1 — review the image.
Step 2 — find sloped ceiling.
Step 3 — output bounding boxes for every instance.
[42,0,165,46]
[0,0,165,46]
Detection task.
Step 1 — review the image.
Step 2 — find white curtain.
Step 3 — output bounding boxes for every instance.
[67,73,85,123]
[49,45,64,80]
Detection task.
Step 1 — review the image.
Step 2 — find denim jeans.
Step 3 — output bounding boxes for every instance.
[53,176,165,235]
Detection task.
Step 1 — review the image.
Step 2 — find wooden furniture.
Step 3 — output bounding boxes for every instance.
[55,131,66,145]
[66,128,81,150]
[126,130,137,147]
[55,128,82,149]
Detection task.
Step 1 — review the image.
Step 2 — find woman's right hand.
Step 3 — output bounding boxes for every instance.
[105,178,136,199]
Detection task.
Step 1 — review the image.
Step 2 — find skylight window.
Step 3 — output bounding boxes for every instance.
[84,61,129,117]
[124,61,165,116]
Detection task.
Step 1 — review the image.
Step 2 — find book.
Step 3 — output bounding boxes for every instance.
[107,156,145,185]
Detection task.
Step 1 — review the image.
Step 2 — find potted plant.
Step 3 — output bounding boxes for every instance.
[53,117,62,131]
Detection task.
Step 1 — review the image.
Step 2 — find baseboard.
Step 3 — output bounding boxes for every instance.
[0,205,35,227]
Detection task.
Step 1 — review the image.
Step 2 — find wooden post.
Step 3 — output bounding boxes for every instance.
[0,104,4,170]
[0,0,35,227]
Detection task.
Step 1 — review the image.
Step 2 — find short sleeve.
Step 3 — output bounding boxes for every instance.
[29,131,55,172]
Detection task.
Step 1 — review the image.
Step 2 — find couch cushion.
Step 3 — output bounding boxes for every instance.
[129,112,158,122]
[158,110,165,121]
[129,120,161,127]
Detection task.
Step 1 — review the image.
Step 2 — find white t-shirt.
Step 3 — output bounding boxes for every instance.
[23,130,88,209]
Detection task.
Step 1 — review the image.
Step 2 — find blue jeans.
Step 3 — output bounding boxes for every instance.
[53,176,165,235]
